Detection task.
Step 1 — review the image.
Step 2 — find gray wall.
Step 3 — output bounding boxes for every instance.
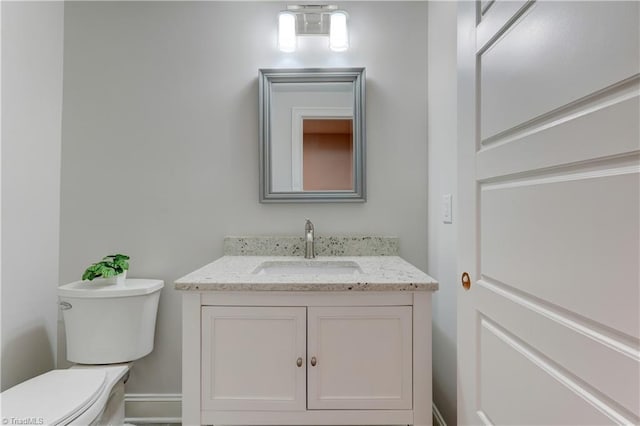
[427,1,458,424]
[60,1,428,395]
[1,1,64,391]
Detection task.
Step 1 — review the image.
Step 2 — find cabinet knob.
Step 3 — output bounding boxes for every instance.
[310,356,317,367]
[296,357,303,367]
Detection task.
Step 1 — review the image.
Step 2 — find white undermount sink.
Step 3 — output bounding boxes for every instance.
[252,260,362,275]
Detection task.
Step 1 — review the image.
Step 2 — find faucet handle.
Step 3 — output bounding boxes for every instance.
[304,218,316,259]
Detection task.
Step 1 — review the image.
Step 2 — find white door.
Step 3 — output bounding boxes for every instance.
[307,306,413,410]
[201,306,307,411]
[458,1,639,424]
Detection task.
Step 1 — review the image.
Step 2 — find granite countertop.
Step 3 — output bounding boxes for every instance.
[174,256,439,292]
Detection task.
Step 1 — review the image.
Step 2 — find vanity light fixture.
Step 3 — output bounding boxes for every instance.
[329,10,348,51]
[278,5,349,52]
[278,11,297,53]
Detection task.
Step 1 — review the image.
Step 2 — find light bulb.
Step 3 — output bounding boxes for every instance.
[329,11,349,52]
[278,11,297,53]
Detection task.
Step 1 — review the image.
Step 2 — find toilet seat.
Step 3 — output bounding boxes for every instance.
[0,366,129,426]
[1,369,106,425]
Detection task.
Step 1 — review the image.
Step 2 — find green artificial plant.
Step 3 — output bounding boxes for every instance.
[82,254,130,281]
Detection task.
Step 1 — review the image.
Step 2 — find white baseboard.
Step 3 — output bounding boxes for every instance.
[125,393,446,426]
[432,401,447,426]
[125,393,182,424]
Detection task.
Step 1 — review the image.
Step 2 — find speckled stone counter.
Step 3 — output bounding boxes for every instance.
[223,236,399,256]
[174,256,438,292]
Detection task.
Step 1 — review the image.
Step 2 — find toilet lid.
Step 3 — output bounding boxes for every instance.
[58,278,164,298]
[0,369,107,425]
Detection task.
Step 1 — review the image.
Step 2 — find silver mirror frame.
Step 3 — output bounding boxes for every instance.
[259,68,366,203]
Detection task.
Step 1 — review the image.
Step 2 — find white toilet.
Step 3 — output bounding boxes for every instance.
[1,278,163,425]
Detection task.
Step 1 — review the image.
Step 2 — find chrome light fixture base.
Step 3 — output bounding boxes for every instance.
[287,4,338,35]
[278,4,349,52]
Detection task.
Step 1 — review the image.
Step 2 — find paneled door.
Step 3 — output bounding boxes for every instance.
[458,1,639,424]
[201,306,307,411]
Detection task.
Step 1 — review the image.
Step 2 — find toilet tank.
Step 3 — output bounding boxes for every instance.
[58,279,164,364]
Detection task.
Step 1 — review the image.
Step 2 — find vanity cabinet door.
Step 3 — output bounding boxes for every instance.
[307,306,413,410]
[201,306,307,411]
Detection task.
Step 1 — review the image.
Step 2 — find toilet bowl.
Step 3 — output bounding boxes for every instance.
[1,278,163,425]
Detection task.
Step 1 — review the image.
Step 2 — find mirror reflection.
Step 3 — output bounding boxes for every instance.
[302,118,353,191]
[270,81,353,192]
[259,68,365,203]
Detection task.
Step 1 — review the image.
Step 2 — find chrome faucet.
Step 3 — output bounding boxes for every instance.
[304,219,315,259]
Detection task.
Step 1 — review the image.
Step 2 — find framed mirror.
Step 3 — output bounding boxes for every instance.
[259,68,365,202]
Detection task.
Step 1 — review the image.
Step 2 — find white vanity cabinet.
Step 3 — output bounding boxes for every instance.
[183,291,433,426]
[177,255,438,426]
[201,305,413,414]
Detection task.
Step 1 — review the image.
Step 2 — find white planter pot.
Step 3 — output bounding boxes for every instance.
[104,270,127,285]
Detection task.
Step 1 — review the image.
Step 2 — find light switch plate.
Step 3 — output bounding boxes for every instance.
[442,194,452,224]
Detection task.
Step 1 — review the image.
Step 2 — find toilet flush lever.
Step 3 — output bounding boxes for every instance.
[59,301,72,310]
